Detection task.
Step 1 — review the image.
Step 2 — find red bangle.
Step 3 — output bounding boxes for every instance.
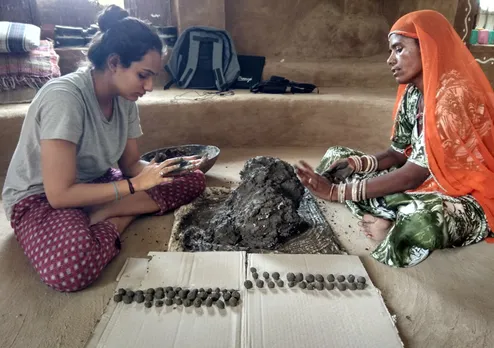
[127,179,135,194]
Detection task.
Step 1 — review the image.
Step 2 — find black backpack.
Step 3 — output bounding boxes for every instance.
[250,76,318,94]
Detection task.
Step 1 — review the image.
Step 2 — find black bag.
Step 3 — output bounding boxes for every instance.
[233,55,266,89]
[250,76,318,94]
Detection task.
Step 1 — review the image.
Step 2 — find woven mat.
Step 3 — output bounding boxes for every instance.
[168,187,346,254]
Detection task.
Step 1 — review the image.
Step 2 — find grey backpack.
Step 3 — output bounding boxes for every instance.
[164,26,240,92]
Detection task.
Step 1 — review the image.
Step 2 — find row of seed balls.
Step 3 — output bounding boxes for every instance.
[244,268,367,291]
[113,286,241,308]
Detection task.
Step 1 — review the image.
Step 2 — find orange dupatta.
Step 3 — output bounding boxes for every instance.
[390,10,494,241]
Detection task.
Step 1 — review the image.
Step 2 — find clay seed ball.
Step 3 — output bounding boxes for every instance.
[164,298,173,307]
[298,281,307,289]
[268,281,275,289]
[113,294,123,303]
[211,293,220,301]
[336,283,347,291]
[315,274,324,282]
[146,288,155,295]
[183,299,192,307]
[250,267,257,273]
[200,292,209,300]
[155,300,164,307]
[205,298,213,307]
[199,288,205,293]
[165,286,174,293]
[286,273,295,282]
[145,294,154,302]
[357,282,366,290]
[307,283,314,290]
[135,295,145,303]
[216,300,225,309]
[194,299,203,307]
[244,280,253,289]
[347,275,355,283]
[135,290,144,297]
[206,288,213,294]
[174,298,183,305]
[348,283,357,291]
[263,272,270,279]
[256,280,264,288]
[288,281,296,288]
[174,287,182,293]
[126,290,135,298]
[221,288,228,294]
[155,287,164,293]
[166,290,176,299]
[178,290,187,299]
[325,282,335,290]
[154,291,165,300]
[252,272,259,280]
[295,273,304,282]
[144,301,153,308]
[191,289,198,297]
[336,275,345,282]
[272,272,280,280]
[315,282,324,291]
[223,292,232,301]
[214,287,221,293]
[117,288,126,296]
[327,274,335,282]
[305,274,315,283]
[357,276,366,284]
[228,298,238,307]
[187,292,196,301]
[276,280,284,288]
[232,291,241,300]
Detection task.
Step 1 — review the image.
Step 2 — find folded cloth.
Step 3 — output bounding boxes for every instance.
[0,40,60,91]
[0,21,41,53]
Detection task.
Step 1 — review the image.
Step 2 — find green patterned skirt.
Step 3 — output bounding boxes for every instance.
[316,146,489,267]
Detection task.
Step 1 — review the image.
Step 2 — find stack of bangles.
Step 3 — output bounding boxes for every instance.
[347,155,378,173]
[328,180,368,203]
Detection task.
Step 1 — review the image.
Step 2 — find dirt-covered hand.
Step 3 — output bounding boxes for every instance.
[323,158,355,184]
[133,158,183,191]
[294,160,336,201]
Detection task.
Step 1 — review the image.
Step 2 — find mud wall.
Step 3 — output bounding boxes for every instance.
[382,0,459,26]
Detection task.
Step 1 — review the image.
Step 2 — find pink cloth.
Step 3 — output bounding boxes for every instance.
[478,30,489,44]
[11,168,205,292]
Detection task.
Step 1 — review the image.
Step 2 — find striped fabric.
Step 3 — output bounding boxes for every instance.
[0,21,40,53]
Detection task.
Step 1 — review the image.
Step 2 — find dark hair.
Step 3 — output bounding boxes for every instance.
[87,5,163,70]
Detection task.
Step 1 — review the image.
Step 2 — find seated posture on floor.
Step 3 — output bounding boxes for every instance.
[1,5,205,292]
[296,10,494,267]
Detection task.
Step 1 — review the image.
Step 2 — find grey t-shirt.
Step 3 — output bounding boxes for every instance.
[2,67,143,220]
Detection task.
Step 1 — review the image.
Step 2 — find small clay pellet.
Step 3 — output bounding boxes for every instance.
[347,275,355,283]
[194,299,202,307]
[205,298,213,307]
[113,294,123,303]
[165,286,173,293]
[336,283,347,291]
[206,288,213,294]
[178,290,188,299]
[228,298,238,307]
[165,298,173,306]
[276,280,284,288]
[315,274,324,283]
[232,291,241,300]
[272,272,280,280]
[256,280,264,288]
[229,289,235,293]
[348,283,357,291]
[155,300,164,307]
[216,300,225,309]
[191,289,198,296]
[174,298,183,306]
[252,272,259,280]
[306,274,315,283]
[145,294,154,302]
[299,281,307,289]
[144,301,153,308]
[288,281,296,288]
[263,272,270,279]
[156,287,164,293]
[146,288,155,295]
[126,290,135,298]
[211,293,220,301]
[187,292,196,301]
[357,276,366,284]
[223,292,232,301]
[286,273,295,282]
[200,292,209,301]
[199,288,205,293]
[117,288,126,296]
[244,280,253,289]
[183,299,192,307]
[174,287,182,293]
[327,274,335,282]
[250,267,257,273]
[221,288,228,294]
[307,283,314,290]
[154,291,165,300]
[337,275,345,283]
[268,281,275,289]
[214,287,221,293]
[166,290,176,299]
[135,290,144,297]
[135,295,145,303]
[357,282,366,290]
[325,282,335,290]
[295,273,304,282]
[315,282,324,291]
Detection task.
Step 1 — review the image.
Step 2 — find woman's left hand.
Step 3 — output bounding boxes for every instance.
[295,160,335,201]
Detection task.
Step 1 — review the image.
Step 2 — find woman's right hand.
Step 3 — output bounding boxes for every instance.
[323,158,356,184]
[132,158,184,191]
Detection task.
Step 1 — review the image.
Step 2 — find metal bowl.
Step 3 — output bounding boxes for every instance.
[140,144,220,174]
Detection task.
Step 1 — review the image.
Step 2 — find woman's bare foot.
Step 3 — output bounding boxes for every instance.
[359,214,393,242]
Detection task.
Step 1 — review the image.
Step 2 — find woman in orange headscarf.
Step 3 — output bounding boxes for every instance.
[296,10,494,267]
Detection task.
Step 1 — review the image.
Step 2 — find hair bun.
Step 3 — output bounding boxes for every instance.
[98,5,129,32]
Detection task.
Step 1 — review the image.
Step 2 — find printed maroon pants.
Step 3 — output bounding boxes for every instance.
[10,168,205,292]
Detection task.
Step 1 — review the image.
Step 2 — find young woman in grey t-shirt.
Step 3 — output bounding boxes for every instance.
[2,5,205,292]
